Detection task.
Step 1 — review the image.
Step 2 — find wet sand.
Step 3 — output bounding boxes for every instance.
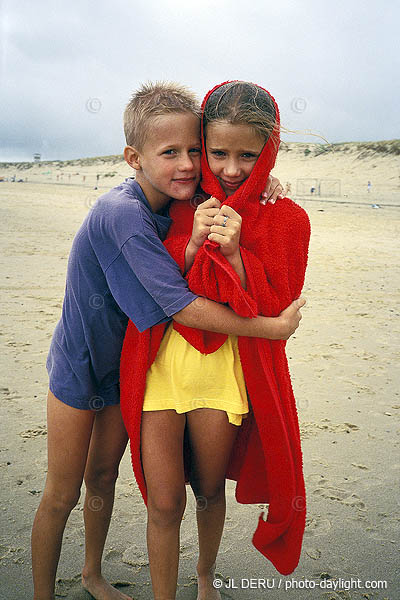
[0,146,399,599]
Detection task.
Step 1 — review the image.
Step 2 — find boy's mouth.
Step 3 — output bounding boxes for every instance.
[172,177,197,183]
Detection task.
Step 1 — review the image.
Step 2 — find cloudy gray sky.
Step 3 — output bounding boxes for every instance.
[1,0,399,162]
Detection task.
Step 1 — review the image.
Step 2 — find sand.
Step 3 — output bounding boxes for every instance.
[0,144,399,599]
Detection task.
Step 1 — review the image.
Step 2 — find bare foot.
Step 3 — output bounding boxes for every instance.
[197,565,221,600]
[82,573,133,600]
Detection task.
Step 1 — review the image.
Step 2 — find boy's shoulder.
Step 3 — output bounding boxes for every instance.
[93,178,144,216]
[89,178,152,236]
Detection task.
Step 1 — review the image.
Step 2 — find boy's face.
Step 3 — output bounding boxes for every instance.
[131,112,201,211]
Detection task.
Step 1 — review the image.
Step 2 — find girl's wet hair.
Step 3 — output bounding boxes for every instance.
[203,81,278,145]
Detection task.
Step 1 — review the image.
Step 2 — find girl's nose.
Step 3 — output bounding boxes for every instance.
[224,159,240,177]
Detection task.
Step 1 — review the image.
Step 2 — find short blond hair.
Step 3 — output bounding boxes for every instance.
[124,81,201,150]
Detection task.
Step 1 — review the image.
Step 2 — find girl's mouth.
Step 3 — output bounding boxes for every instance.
[221,178,243,190]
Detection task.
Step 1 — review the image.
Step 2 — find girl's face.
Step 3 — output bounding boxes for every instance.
[205,121,265,196]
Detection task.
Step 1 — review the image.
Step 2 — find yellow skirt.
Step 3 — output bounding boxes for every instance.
[143,323,249,426]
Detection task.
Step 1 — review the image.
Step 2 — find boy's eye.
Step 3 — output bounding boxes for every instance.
[163,149,176,155]
[211,150,225,157]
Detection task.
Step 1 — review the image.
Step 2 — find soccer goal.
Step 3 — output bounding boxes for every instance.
[296,178,341,197]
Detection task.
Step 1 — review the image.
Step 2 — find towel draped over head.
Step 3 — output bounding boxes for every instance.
[120,81,311,575]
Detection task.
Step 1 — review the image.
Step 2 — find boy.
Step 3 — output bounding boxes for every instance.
[31,82,303,600]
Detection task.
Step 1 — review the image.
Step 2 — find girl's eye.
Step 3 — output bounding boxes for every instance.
[242,152,257,159]
[189,148,201,154]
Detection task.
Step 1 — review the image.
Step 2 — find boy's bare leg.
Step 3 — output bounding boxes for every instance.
[187,409,239,600]
[141,410,187,600]
[82,404,130,600]
[32,390,95,599]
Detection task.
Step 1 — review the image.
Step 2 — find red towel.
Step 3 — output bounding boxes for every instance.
[120,81,311,575]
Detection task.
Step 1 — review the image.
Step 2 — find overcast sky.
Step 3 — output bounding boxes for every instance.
[1,0,399,162]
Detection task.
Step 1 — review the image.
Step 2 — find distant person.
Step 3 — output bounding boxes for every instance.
[367,180,372,193]
[285,181,292,195]
[310,186,315,194]
[30,81,291,600]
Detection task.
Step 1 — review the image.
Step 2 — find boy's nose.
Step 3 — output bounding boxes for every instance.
[177,153,195,170]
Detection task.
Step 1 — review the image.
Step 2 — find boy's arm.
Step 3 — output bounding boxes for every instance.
[184,238,201,275]
[109,203,303,339]
[173,296,305,340]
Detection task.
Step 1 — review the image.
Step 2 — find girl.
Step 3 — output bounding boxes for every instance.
[120,81,310,600]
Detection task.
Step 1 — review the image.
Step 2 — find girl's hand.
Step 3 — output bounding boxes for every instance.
[190,197,221,249]
[208,205,242,258]
[260,174,285,205]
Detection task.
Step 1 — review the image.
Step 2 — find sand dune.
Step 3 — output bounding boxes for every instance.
[1,140,399,205]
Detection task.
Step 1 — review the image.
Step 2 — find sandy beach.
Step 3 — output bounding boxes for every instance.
[0,142,399,599]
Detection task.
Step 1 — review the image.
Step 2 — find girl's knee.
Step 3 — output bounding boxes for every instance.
[192,481,225,508]
[147,491,186,527]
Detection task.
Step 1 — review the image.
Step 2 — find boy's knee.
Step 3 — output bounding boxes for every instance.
[147,492,186,527]
[84,466,119,494]
[42,485,81,515]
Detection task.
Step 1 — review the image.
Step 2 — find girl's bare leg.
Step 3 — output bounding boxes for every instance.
[187,409,239,600]
[31,390,95,599]
[141,410,187,600]
[81,404,130,600]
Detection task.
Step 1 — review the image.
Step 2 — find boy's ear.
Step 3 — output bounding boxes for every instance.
[124,145,141,170]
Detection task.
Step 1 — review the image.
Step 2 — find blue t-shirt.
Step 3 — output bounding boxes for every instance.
[46,178,197,409]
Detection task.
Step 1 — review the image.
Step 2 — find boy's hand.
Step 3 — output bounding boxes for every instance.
[190,197,221,249]
[208,205,242,258]
[276,297,306,340]
[260,174,285,205]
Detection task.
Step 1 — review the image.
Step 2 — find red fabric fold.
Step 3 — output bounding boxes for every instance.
[120,81,311,575]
